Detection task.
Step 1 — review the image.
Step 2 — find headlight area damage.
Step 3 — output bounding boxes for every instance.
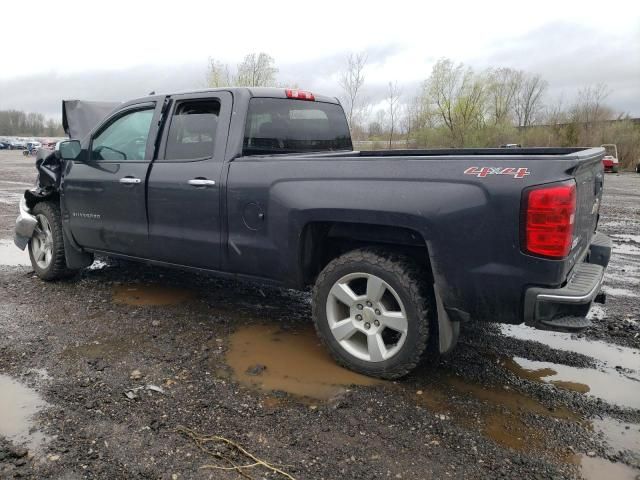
[14,148,62,250]
[13,99,120,252]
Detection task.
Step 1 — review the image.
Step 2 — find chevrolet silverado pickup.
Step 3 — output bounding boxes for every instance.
[14,87,612,379]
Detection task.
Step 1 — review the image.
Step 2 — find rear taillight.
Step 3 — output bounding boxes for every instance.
[522,180,576,259]
[285,89,315,101]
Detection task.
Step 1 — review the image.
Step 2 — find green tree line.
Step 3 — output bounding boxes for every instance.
[0,110,65,137]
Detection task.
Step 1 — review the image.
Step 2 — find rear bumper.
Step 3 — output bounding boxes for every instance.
[523,232,611,330]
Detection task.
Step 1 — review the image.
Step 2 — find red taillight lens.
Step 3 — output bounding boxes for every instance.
[523,181,576,259]
[285,89,315,101]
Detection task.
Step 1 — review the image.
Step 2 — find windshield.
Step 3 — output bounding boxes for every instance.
[243,98,352,155]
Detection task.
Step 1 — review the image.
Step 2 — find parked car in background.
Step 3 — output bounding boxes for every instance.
[10,138,27,150]
[601,144,619,173]
[0,141,10,149]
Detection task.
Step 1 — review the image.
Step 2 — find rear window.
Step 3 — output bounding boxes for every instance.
[165,100,220,160]
[243,98,352,155]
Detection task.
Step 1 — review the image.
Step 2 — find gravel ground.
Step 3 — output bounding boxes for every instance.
[0,150,639,479]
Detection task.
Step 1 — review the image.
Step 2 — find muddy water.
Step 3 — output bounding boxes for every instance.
[414,373,577,453]
[500,324,639,371]
[0,374,47,452]
[500,356,640,409]
[0,239,30,266]
[579,456,640,480]
[226,324,380,400]
[592,417,640,454]
[112,284,195,306]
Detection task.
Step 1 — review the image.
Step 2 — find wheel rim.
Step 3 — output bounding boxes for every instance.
[325,272,408,363]
[30,214,53,269]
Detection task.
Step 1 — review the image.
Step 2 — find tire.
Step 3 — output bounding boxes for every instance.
[312,248,435,379]
[28,201,77,281]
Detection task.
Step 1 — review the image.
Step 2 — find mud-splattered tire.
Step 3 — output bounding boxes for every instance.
[312,248,435,379]
[28,201,77,281]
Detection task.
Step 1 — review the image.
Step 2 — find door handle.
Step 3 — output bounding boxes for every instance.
[119,177,141,184]
[188,178,216,187]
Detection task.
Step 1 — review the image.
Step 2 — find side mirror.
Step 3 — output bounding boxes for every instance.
[56,140,81,160]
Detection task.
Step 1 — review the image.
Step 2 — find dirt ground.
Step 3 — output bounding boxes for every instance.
[0,149,639,480]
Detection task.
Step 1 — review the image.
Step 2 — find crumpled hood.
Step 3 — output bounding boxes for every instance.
[62,100,121,140]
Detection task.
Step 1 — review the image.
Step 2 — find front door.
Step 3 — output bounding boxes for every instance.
[63,101,162,257]
[146,91,232,269]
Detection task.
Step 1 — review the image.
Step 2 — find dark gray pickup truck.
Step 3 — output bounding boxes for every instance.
[14,87,612,378]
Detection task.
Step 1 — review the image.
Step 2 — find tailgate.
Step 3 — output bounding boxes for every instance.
[567,154,604,272]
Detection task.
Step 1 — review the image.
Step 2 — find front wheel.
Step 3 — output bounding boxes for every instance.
[312,248,435,379]
[28,201,77,280]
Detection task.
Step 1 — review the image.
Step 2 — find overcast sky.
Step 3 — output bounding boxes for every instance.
[1,0,638,119]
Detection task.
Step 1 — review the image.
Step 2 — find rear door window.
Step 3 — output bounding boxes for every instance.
[164,100,220,160]
[243,98,352,155]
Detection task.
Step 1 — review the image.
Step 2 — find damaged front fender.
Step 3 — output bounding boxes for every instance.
[14,148,62,251]
[14,197,38,250]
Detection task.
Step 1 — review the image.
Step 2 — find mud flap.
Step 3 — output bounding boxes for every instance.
[434,284,460,354]
[63,231,94,269]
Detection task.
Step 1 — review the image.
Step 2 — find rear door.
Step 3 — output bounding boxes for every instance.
[63,101,162,256]
[146,91,232,269]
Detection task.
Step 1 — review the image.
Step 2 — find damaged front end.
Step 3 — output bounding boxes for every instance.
[14,148,62,250]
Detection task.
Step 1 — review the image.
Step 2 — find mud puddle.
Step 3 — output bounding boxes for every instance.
[602,286,639,298]
[579,455,640,480]
[227,326,575,455]
[0,239,30,266]
[592,417,640,454]
[112,284,195,306]
[500,356,640,409]
[226,324,380,401]
[500,323,639,371]
[0,374,48,452]
[413,373,577,454]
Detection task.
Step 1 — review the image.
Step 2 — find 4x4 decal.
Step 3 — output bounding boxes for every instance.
[464,166,530,179]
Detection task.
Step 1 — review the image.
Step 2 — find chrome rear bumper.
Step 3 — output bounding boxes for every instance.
[524,232,611,331]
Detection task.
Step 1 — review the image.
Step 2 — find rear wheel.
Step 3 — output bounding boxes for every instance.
[312,248,435,379]
[28,202,77,280]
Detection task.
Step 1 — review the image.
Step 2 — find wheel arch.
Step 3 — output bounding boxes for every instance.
[298,221,433,287]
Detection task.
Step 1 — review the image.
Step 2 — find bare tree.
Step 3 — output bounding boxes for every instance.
[486,68,522,125]
[514,73,547,127]
[235,53,278,87]
[571,83,611,125]
[205,57,231,87]
[207,53,278,88]
[386,81,401,149]
[339,52,368,131]
[425,58,486,146]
